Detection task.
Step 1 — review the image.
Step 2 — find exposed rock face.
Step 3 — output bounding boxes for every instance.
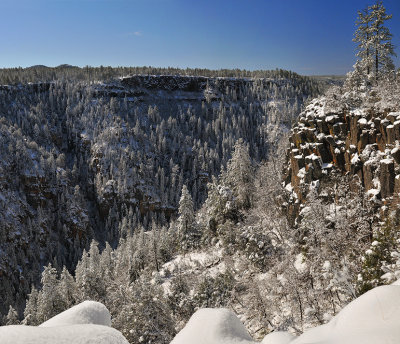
[119,74,279,92]
[121,75,210,92]
[108,74,288,102]
[283,98,400,222]
[0,82,52,94]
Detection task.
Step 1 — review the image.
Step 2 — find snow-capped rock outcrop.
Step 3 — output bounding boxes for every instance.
[0,324,128,344]
[170,308,255,344]
[0,301,128,344]
[291,284,400,343]
[39,301,111,327]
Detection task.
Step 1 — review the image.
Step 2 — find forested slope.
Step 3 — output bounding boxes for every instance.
[0,66,323,319]
[15,70,399,344]
[3,70,400,344]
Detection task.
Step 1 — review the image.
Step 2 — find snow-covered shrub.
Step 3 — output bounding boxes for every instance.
[192,272,235,309]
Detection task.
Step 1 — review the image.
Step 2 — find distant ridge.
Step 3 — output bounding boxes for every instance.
[55,64,78,69]
[26,65,49,69]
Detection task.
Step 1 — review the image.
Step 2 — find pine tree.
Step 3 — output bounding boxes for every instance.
[357,219,398,294]
[36,263,62,324]
[128,227,148,281]
[75,240,107,302]
[23,286,39,325]
[5,305,20,325]
[178,185,198,251]
[369,1,396,79]
[224,139,254,209]
[192,272,235,309]
[351,1,396,84]
[113,277,176,344]
[353,8,374,79]
[167,272,194,326]
[58,267,77,310]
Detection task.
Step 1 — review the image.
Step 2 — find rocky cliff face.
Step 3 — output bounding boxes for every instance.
[120,74,278,92]
[94,74,305,104]
[283,97,400,224]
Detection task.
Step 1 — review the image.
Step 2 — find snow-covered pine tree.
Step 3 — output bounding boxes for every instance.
[35,263,63,324]
[4,305,19,325]
[178,185,198,251]
[57,267,77,310]
[149,222,161,272]
[224,139,254,209]
[113,277,176,344]
[167,272,194,328]
[158,225,174,263]
[369,1,396,79]
[23,286,39,325]
[353,8,373,81]
[350,1,396,85]
[357,217,399,294]
[75,240,107,302]
[192,271,235,309]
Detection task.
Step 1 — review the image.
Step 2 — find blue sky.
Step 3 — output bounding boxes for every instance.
[0,0,399,75]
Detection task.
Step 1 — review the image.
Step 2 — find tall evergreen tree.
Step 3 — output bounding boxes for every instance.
[75,240,107,302]
[57,267,77,310]
[369,1,396,79]
[4,305,20,325]
[224,139,254,209]
[351,1,396,84]
[178,185,198,251]
[23,286,39,325]
[353,8,373,79]
[36,264,62,324]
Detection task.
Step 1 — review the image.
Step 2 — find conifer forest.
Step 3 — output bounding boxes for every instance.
[1,1,400,344]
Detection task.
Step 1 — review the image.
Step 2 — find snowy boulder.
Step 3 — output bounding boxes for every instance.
[292,285,400,344]
[0,324,129,344]
[261,331,294,344]
[171,308,255,344]
[0,301,128,344]
[40,301,111,327]
[329,285,400,332]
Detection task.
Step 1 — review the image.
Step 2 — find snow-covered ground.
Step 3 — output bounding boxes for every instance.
[157,247,226,295]
[0,301,128,344]
[171,282,400,344]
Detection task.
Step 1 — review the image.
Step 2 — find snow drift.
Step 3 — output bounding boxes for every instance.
[170,308,255,344]
[0,324,129,344]
[40,300,111,327]
[0,301,128,344]
[292,284,400,344]
[172,284,400,344]
[261,331,294,344]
